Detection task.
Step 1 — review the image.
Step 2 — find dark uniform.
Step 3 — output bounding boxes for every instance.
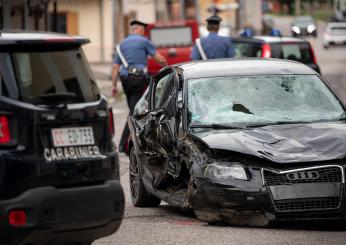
[114,20,157,152]
[191,15,235,60]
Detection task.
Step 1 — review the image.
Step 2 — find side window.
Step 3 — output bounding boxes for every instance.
[153,73,174,109]
[0,72,9,97]
[0,53,19,99]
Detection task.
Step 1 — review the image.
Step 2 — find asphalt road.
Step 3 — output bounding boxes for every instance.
[93,17,346,245]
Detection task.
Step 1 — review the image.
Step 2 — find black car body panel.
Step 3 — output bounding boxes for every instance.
[128,59,346,226]
[192,123,346,163]
[0,31,124,244]
[0,180,124,244]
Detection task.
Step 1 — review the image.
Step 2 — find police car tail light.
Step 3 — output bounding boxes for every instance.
[9,210,27,226]
[261,44,271,58]
[108,108,115,136]
[0,115,11,144]
[309,43,318,64]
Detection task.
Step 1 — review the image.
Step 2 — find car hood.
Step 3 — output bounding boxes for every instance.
[293,22,314,28]
[190,122,346,163]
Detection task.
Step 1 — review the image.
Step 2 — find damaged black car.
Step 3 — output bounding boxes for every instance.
[128,58,346,226]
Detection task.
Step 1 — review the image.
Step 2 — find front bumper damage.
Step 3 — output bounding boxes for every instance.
[189,165,346,226]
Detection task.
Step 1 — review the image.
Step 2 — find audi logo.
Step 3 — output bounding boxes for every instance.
[286,171,320,180]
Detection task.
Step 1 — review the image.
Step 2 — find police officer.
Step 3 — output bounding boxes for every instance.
[191,15,235,60]
[112,20,167,153]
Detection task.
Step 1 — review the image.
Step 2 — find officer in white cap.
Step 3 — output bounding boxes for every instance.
[191,15,235,60]
[112,19,167,153]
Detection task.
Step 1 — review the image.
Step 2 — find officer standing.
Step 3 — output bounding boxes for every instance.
[112,20,167,153]
[191,15,235,60]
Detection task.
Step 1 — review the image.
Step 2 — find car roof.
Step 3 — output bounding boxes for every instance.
[174,58,316,79]
[0,30,89,46]
[253,35,307,43]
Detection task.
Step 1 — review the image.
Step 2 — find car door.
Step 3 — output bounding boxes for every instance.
[140,68,181,185]
[147,69,177,154]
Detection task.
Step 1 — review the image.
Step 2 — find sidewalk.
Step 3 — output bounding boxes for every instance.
[90,62,124,96]
[90,63,113,81]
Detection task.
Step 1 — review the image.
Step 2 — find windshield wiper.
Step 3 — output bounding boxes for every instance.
[189,123,247,129]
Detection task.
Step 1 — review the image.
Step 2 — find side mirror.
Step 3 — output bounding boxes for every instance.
[177,91,183,110]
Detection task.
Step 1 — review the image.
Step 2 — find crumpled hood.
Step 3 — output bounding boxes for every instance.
[191,123,346,163]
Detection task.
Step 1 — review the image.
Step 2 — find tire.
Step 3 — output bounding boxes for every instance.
[324,44,329,49]
[129,148,161,207]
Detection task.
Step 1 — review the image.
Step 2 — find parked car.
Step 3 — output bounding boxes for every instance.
[128,58,346,226]
[323,22,346,48]
[291,15,317,37]
[232,36,321,74]
[0,31,124,244]
[146,20,199,76]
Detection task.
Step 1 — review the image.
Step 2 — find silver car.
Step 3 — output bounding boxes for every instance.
[323,22,346,49]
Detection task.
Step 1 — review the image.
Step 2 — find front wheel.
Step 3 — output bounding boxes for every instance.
[129,148,161,207]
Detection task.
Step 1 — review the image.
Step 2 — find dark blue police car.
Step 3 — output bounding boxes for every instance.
[0,31,124,245]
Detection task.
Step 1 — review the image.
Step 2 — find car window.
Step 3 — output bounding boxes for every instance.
[11,48,100,104]
[0,53,19,98]
[188,75,345,126]
[329,26,346,32]
[153,73,174,109]
[270,43,313,63]
[150,27,192,47]
[233,42,263,58]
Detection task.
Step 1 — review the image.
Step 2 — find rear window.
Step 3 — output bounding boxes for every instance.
[150,27,192,47]
[233,41,263,58]
[10,49,100,104]
[330,26,346,31]
[270,43,314,64]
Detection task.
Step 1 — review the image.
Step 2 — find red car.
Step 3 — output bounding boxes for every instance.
[146,20,199,76]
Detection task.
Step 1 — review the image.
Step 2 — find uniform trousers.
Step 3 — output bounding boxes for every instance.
[119,75,147,152]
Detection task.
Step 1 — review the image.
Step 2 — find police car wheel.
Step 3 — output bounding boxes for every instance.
[129,148,161,207]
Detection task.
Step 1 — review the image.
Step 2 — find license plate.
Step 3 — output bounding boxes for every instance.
[52,127,95,147]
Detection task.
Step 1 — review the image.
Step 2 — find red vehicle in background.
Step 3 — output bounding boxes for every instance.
[146,20,199,75]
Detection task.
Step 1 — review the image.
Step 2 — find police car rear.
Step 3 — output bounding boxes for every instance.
[232,36,321,74]
[0,31,124,244]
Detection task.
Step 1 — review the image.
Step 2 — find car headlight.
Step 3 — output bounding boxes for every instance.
[204,162,248,180]
[291,26,300,34]
[307,24,316,33]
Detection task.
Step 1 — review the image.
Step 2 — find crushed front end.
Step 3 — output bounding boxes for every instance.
[188,156,346,226]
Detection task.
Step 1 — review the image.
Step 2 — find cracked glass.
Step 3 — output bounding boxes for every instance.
[188,75,345,126]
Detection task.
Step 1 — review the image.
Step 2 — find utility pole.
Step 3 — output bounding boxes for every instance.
[295,0,301,16]
[3,0,11,29]
[180,0,185,19]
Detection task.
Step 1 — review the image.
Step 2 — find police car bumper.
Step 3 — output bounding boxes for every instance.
[0,180,125,244]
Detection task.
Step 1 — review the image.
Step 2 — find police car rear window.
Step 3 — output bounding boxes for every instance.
[11,49,100,104]
[270,43,314,64]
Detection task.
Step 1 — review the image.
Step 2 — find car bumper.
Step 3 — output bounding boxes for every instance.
[190,171,346,226]
[0,180,125,244]
[324,35,346,45]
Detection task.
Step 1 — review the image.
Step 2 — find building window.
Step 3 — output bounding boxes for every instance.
[50,12,78,35]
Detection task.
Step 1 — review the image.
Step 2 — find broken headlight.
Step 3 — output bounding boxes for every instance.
[204,162,248,180]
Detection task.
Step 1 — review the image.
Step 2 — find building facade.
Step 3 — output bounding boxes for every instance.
[1,0,262,63]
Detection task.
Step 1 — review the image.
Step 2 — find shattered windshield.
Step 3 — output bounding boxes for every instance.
[188,75,346,126]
